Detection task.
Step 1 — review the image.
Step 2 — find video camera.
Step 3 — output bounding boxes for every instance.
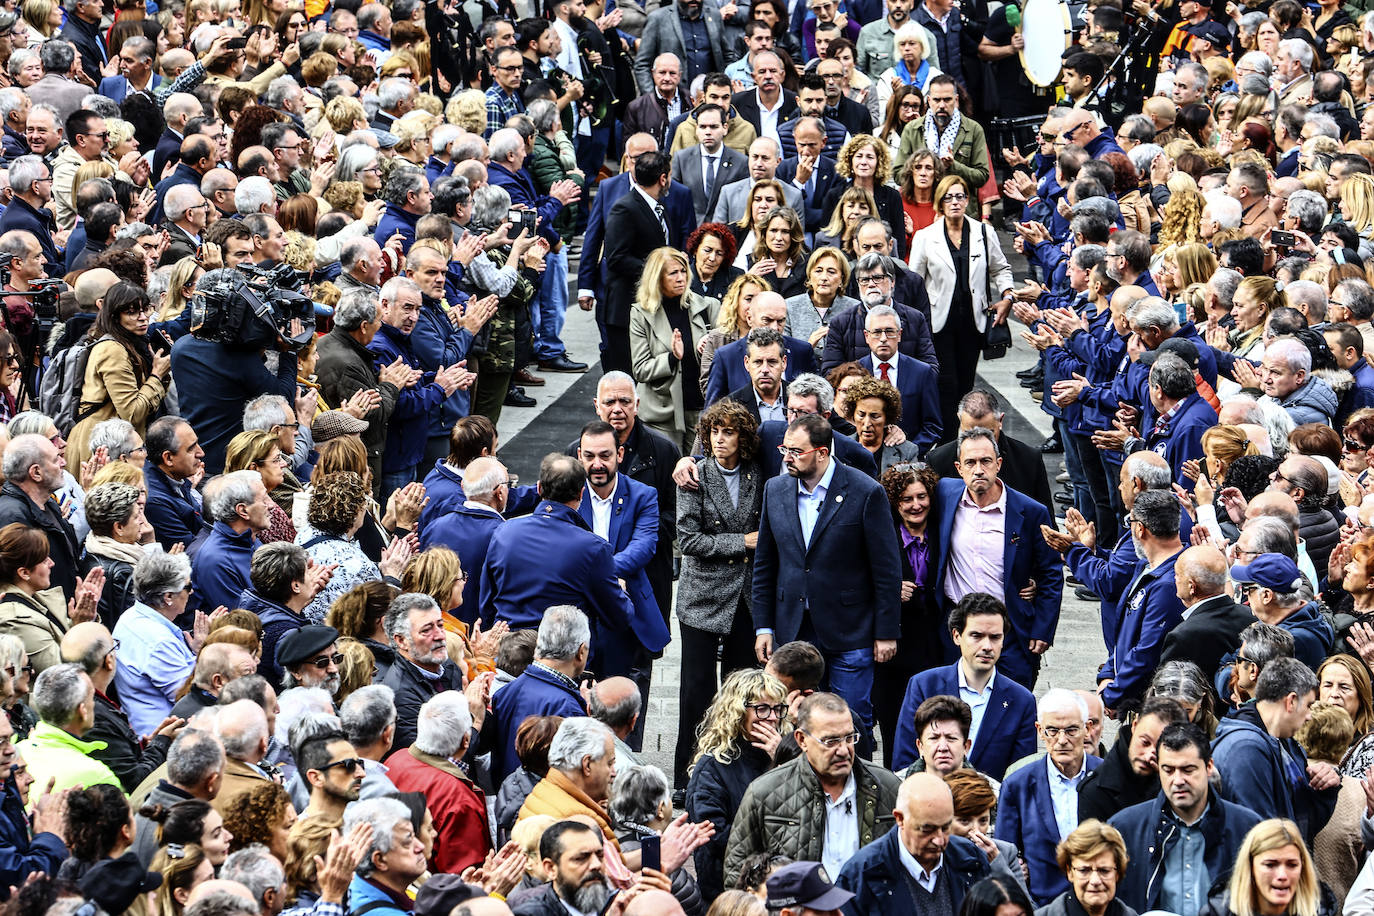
[190,264,315,353]
[0,251,64,332]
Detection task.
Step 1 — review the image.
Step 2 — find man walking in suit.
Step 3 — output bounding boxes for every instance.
[1160,544,1257,676]
[934,427,1062,688]
[574,420,671,746]
[633,0,728,95]
[671,105,747,224]
[704,292,816,404]
[752,414,902,745]
[858,305,941,455]
[603,151,678,374]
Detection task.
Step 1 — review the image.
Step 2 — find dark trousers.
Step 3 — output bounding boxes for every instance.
[472,367,513,423]
[601,323,632,374]
[673,608,758,786]
[934,307,983,436]
[1075,431,1116,542]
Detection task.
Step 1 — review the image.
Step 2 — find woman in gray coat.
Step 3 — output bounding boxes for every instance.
[784,246,860,355]
[672,398,764,790]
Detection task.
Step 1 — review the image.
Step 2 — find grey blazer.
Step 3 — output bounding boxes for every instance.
[672,144,748,224]
[675,456,764,633]
[784,292,860,348]
[633,2,728,94]
[710,175,805,226]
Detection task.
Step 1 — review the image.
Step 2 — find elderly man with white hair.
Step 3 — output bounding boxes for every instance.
[212,698,275,815]
[517,717,619,842]
[1275,38,1315,105]
[1257,336,1338,426]
[189,470,275,612]
[385,690,491,874]
[235,176,277,216]
[995,689,1101,905]
[1202,191,1242,241]
[163,183,209,264]
[344,797,430,916]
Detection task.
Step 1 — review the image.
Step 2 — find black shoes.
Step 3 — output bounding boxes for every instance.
[1041,434,1064,454]
[504,387,537,407]
[539,355,589,372]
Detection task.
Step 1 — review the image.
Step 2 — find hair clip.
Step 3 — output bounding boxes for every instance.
[1274,280,1285,293]
[166,843,186,859]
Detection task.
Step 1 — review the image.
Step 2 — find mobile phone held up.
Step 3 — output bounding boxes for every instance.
[507,208,538,236]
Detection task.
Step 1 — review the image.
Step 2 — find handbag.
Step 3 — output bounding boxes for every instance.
[979,221,1011,360]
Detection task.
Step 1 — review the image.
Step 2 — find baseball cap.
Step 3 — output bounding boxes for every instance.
[1230,553,1304,592]
[765,862,854,911]
[1186,20,1229,47]
[1139,337,1200,369]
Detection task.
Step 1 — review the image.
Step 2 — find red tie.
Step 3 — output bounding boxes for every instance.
[879,363,890,382]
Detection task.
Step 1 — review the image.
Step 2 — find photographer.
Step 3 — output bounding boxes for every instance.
[0,157,62,280]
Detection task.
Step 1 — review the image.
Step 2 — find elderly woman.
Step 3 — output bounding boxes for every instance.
[1038,821,1136,916]
[687,223,742,305]
[674,399,765,791]
[392,112,438,167]
[0,523,100,675]
[876,24,940,115]
[296,472,408,623]
[337,145,383,200]
[699,274,771,396]
[86,418,149,468]
[66,282,171,471]
[630,247,719,452]
[744,207,808,300]
[824,135,907,259]
[224,429,296,545]
[611,764,705,915]
[6,49,38,87]
[83,482,149,626]
[1297,702,1365,904]
[110,548,199,735]
[527,98,583,256]
[944,770,1029,891]
[1200,819,1332,916]
[685,669,789,901]
[785,247,857,351]
[847,374,925,471]
[908,174,1014,432]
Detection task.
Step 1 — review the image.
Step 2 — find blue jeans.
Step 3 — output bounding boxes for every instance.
[380,466,415,506]
[534,247,569,361]
[824,646,876,746]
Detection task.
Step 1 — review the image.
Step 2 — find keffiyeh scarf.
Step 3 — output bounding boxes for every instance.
[924,109,962,158]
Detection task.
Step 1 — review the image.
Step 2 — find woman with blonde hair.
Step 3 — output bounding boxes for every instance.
[158,258,202,322]
[152,843,214,916]
[1176,243,1220,289]
[445,89,488,134]
[20,0,60,42]
[730,179,786,264]
[825,134,907,259]
[629,247,719,451]
[1224,276,1287,362]
[698,274,771,395]
[746,206,807,299]
[875,23,939,115]
[324,96,369,135]
[685,668,789,901]
[784,247,857,349]
[1341,173,1374,247]
[511,813,557,885]
[815,185,878,257]
[392,111,438,167]
[1159,189,1206,247]
[1208,819,1328,916]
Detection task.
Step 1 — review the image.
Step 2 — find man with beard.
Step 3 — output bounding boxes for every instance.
[895,74,989,190]
[576,421,669,749]
[1077,696,1189,823]
[821,253,938,374]
[385,691,492,874]
[517,820,616,916]
[296,728,364,825]
[856,0,920,77]
[379,594,468,750]
[276,626,344,697]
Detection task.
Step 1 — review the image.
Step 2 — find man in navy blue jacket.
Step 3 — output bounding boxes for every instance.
[703,296,816,406]
[891,594,1037,780]
[143,417,204,551]
[372,166,434,255]
[419,456,508,619]
[858,306,941,454]
[0,157,62,277]
[1325,322,1374,427]
[189,471,271,613]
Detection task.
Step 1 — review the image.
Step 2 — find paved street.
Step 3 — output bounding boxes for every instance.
[493,241,1115,787]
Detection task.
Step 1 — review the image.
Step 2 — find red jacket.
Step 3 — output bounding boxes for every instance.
[385,746,492,874]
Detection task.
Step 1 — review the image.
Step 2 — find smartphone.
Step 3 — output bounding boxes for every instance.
[1271,229,1297,248]
[507,208,537,235]
[224,36,248,50]
[640,835,661,873]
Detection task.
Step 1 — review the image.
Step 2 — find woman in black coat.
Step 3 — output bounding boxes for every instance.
[821,134,909,260]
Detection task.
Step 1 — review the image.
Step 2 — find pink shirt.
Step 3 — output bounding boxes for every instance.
[943,482,1007,604]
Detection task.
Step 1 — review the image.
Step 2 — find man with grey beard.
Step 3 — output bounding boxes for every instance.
[514,820,615,915]
[275,625,343,697]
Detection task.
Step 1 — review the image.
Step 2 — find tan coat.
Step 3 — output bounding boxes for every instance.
[628,292,717,446]
[0,585,73,675]
[67,338,167,471]
[212,757,274,816]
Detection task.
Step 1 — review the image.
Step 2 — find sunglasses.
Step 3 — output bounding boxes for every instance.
[310,652,345,668]
[318,757,365,774]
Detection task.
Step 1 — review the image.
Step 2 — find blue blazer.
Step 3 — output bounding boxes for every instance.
[859,353,942,455]
[576,171,697,302]
[704,334,818,406]
[757,422,878,479]
[575,474,672,658]
[1143,392,1217,491]
[97,73,161,104]
[932,479,1063,688]
[420,503,504,624]
[890,663,1038,780]
[143,462,203,551]
[489,663,587,783]
[751,461,902,651]
[479,501,637,671]
[998,753,1103,905]
[418,459,540,533]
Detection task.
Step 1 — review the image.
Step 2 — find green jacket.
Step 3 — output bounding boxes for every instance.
[528,134,582,244]
[17,721,120,806]
[722,755,900,888]
[896,116,990,190]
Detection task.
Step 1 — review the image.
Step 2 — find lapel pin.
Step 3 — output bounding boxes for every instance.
[836,495,843,503]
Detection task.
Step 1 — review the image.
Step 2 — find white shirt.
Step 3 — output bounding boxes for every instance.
[1047,755,1088,840]
[896,837,943,893]
[821,772,860,879]
[872,357,898,387]
[958,662,996,746]
[756,89,788,146]
[588,484,615,541]
[635,185,667,239]
[797,455,836,549]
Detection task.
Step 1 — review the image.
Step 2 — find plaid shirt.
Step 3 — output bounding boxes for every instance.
[484,86,525,139]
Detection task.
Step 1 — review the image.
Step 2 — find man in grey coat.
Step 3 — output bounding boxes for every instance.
[634,0,730,95]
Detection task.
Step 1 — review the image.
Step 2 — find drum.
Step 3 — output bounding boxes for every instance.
[1018,0,1074,88]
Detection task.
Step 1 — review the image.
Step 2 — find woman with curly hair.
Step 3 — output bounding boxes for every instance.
[824,134,907,259]
[222,781,296,860]
[326,580,399,665]
[684,668,789,901]
[745,207,807,299]
[847,376,921,472]
[60,784,135,880]
[229,106,285,172]
[296,472,410,622]
[83,481,148,625]
[225,430,296,544]
[899,150,943,235]
[674,398,765,793]
[698,274,771,396]
[815,185,877,257]
[324,96,369,135]
[686,223,741,304]
[1159,189,1206,247]
[784,247,857,350]
[445,89,488,135]
[152,843,215,916]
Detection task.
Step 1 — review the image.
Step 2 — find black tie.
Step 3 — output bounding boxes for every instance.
[706,154,719,198]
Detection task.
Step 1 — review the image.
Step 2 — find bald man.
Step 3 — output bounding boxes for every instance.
[836,772,992,912]
[1244,491,1322,595]
[185,879,262,909]
[1057,108,1125,159]
[590,676,642,766]
[454,898,516,916]
[1160,545,1256,678]
[624,890,686,916]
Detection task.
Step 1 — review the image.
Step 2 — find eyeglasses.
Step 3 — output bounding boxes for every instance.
[394,70,415,78]
[1236,653,1258,666]
[1345,438,1369,453]
[1071,866,1117,879]
[802,729,860,749]
[309,652,345,668]
[1042,725,1082,740]
[942,192,968,202]
[777,445,823,458]
[856,275,888,286]
[317,756,365,774]
[1,354,17,366]
[746,702,787,719]
[82,131,110,141]
[493,64,523,72]
[866,328,900,339]
[1039,132,1058,142]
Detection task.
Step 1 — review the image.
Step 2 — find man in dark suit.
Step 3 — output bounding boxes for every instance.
[704,292,816,405]
[890,593,1038,780]
[821,254,938,373]
[601,150,680,373]
[933,428,1062,689]
[730,52,798,140]
[925,388,1054,517]
[858,306,941,455]
[151,93,202,188]
[1160,544,1257,677]
[479,454,637,669]
[670,105,747,224]
[577,134,695,327]
[777,75,849,161]
[850,218,934,326]
[751,413,902,745]
[816,57,874,136]
[776,119,842,234]
[158,184,207,267]
[417,456,508,613]
[726,327,791,425]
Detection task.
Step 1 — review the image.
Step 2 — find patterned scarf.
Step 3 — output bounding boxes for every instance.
[924,110,961,158]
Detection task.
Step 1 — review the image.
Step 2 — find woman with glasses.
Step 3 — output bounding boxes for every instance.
[784,247,857,351]
[0,635,35,740]
[880,85,927,163]
[225,429,297,544]
[296,472,411,623]
[82,482,150,626]
[1340,410,1374,503]
[392,111,438,168]
[1040,821,1135,916]
[273,5,306,45]
[66,283,171,472]
[674,399,765,795]
[908,174,1014,433]
[0,330,20,424]
[337,145,383,200]
[685,668,789,902]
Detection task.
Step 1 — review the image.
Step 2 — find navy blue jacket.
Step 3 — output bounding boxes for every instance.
[479,500,635,642]
[372,202,421,254]
[0,126,26,165]
[703,334,817,406]
[837,828,990,916]
[776,156,842,233]
[1337,357,1374,428]
[0,196,61,277]
[487,162,565,246]
[999,753,1103,905]
[821,299,938,375]
[490,663,587,782]
[410,296,473,437]
[1099,549,1187,709]
[143,463,203,551]
[366,322,447,472]
[169,336,298,475]
[418,459,540,532]
[97,73,161,104]
[751,460,902,651]
[152,162,201,225]
[576,171,696,303]
[1142,393,1217,492]
[420,502,504,624]
[1109,794,1262,913]
[933,479,1063,688]
[756,421,878,479]
[859,352,942,454]
[151,129,182,185]
[891,662,1038,779]
[0,776,65,890]
[239,588,307,687]
[189,522,258,613]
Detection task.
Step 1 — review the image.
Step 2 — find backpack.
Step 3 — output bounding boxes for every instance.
[40,335,107,436]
